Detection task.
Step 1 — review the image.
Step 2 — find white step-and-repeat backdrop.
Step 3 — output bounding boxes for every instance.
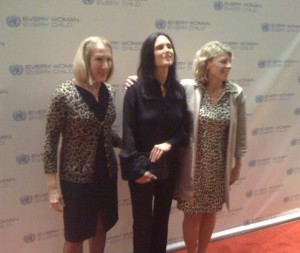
[1,1,299,252]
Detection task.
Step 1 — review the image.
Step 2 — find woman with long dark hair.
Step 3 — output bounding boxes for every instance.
[119,32,189,253]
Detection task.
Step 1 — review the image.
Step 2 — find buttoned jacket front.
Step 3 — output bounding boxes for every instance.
[44,80,122,183]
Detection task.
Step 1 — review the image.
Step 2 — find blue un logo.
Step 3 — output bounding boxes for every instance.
[261,23,270,32]
[16,154,30,164]
[283,197,289,203]
[213,1,224,11]
[255,95,264,103]
[23,234,36,243]
[6,15,21,27]
[246,190,253,198]
[155,19,167,30]
[251,128,260,136]
[9,64,24,76]
[82,0,95,4]
[291,139,298,146]
[248,160,257,168]
[258,60,267,68]
[13,111,27,121]
[20,195,33,205]
[243,220,251,225]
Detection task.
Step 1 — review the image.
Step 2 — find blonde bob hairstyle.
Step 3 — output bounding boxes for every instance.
[73,36,113,85]
[193,41,232,84]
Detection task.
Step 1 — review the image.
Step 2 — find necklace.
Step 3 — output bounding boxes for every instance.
[206,85,225,105]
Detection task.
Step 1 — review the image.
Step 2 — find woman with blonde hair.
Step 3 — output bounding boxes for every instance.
[44,36,122,253]
[176,41,247,253]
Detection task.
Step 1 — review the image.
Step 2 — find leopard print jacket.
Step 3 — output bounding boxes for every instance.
[44,80,122,183]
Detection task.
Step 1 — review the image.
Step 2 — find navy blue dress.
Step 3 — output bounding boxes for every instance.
[61,84,118,242]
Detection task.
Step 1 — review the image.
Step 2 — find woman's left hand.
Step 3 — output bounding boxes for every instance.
[150,142,171,163]
[230,159,241,185]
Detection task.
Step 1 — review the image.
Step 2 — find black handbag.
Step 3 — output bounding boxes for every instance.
[119,151,168,180]
[133,152,168,179]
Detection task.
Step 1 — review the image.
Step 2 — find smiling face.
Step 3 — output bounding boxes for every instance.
[206,52,232,83]
[89,42,113,84]
[154,35,174,69]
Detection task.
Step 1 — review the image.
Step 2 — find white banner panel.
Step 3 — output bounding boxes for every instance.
[1,1,299,252]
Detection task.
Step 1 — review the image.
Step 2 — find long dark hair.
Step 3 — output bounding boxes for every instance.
[137,32,182,99]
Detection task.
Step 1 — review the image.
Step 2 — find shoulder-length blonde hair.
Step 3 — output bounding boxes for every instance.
[73,36,114,85]
[193,41,232,84]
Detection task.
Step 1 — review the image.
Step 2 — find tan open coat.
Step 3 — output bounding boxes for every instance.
[176,79,247,209]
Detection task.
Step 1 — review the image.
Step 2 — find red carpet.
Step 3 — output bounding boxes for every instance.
[175,220,300,253]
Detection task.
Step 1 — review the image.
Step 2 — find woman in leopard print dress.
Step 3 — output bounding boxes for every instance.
[44,37,122,253]
[176,41,247,253]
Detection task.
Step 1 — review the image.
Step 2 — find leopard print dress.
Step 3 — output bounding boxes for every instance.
[177,85,231,214]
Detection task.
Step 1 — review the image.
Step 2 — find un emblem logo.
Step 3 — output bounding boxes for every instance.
[261,23,270,32]
[82,0,95,4]
[13,111,27,121]
[23,234,36,243]
[286,168,293,175]
[251,128,260,136]
[255,95,264,103]
[291,139,298,146]
[213,1,224,11]
[20,195,33,205]
[258,60,267,68]
[283,197,289,203]
[294,108,300,115]
[16,154,30,164]
[248,160,257,168]
[246,190,253,198]
[9,64,24,76]
[243,220,251,225]
[155,19,167,30]
[7,16,21,27]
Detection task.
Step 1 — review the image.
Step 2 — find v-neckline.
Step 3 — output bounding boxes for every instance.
[75,83,109,122]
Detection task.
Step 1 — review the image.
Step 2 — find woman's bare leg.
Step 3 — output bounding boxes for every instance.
[197,212,216,253]
[63,241,83,253]
[182,212,202,253]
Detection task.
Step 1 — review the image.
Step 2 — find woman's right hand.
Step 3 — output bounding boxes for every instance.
[135,171,157,184]
[48,187,65,212]
[150,142,171,163]
[125,75,138,89]
[46,173,65,212]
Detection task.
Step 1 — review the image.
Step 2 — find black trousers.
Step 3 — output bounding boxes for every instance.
[128,173,178,253]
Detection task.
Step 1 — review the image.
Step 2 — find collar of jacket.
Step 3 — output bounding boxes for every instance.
[195,80,239,94]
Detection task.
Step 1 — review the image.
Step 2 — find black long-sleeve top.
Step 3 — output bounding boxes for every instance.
[120,79,189,180]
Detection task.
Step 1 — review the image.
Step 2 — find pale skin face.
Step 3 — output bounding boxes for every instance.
[89,42,112,85]
[206,52,232,84]
[154,35,174,69]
